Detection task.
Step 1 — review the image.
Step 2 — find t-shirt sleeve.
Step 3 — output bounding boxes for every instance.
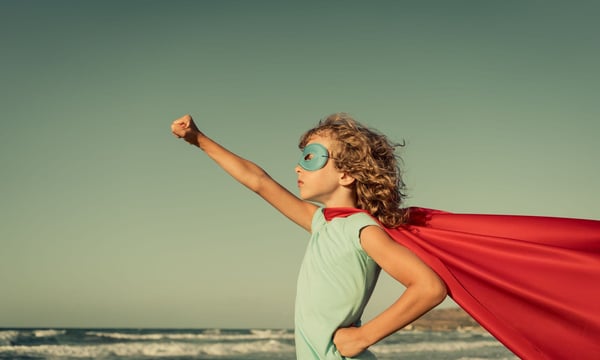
[311,207,327,234]
[344,212,380,252]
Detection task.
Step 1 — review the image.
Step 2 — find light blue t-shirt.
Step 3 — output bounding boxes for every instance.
[295,208,381,359]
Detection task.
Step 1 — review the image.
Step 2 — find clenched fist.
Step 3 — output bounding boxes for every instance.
[171,114,202,145]
[333,326,371,358]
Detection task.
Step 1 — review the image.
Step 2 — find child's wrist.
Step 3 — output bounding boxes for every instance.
[183,131,201,147]
[356,325,376,349]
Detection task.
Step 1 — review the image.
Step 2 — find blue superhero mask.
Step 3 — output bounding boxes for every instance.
[298,143,330,171]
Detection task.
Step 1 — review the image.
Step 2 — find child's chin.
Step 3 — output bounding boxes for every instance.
[298,191,310,200]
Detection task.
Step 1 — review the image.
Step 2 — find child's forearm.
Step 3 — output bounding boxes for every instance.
[192,132,269,193]
[360,283,446,347]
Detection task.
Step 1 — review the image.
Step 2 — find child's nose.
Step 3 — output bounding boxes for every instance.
[295,165,302,174]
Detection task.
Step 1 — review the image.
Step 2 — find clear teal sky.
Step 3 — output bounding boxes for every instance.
[1,1,599,329]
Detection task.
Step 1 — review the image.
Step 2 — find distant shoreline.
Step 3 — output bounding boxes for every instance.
[406,307,484,332]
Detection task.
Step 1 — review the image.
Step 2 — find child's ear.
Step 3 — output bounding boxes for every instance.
[339,172,356,186]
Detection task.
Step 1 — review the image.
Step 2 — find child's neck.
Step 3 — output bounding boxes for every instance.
[319,184,357,208]
[323,197,357,209]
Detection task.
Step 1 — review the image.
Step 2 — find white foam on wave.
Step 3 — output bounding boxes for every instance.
[250,329,289,338]
[0,339,295,358]
[86,329,294,341]
[372,340,503,354]
[33,329,66,338]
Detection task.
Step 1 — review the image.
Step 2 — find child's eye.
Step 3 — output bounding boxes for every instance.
[304,153,314,161]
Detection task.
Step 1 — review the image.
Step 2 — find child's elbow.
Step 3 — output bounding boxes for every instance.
[425,277,447,306]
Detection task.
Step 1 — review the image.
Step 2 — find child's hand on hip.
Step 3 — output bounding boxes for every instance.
[333,326,369,358]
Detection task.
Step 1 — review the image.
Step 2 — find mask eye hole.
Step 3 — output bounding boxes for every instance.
[299,143,329,171]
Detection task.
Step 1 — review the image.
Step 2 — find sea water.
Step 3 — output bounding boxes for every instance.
[0,328,517,359]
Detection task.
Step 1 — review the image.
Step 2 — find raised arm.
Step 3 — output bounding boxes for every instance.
[333,225,447,357]
[171,114,317,231]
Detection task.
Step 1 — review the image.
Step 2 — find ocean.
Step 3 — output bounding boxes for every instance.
[0,328,517,360]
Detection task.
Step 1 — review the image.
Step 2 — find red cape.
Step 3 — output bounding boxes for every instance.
[324,207,600,360]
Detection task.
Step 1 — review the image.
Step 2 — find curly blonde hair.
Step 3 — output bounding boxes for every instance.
[299,113,408,227]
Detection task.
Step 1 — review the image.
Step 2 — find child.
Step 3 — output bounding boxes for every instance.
[172,113,600,360]
[171,113,448,359]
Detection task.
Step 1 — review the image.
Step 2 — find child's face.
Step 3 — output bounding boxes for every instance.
[295,135,351,206]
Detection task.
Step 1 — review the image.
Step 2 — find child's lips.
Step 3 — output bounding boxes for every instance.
[297,180,304,187]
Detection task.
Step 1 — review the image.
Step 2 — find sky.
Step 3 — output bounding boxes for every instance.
[1,0,599,329]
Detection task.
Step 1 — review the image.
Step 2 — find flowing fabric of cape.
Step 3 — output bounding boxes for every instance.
[324,207,600,360]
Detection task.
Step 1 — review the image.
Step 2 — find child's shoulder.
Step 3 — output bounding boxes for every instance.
[321,208,380,233]
[342,212,380,233]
